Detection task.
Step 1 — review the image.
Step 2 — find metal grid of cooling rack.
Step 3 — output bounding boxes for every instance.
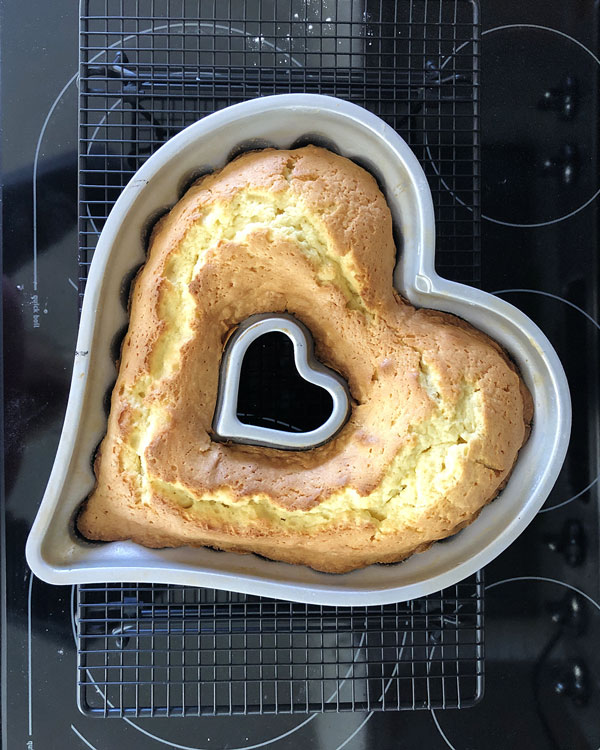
[77,0,483,716]
[78,0,480,307]
[77,575,484,716]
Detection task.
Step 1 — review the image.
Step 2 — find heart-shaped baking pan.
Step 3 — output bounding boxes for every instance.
[26,95,571,605]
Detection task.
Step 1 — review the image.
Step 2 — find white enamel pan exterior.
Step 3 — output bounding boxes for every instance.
[26,95,571,605]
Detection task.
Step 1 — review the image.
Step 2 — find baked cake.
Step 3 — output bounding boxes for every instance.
[77,145,533,573]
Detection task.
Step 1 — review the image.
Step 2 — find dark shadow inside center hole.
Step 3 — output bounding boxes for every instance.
[236,332,334,433]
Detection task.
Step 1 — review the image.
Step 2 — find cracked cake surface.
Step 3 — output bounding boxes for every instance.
[77,145,533,573]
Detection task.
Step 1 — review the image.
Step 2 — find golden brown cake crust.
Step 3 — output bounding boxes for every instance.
[77,145,532,573]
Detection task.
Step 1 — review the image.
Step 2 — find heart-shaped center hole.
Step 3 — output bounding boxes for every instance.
[212,314,351,450]
[236,332,334,433]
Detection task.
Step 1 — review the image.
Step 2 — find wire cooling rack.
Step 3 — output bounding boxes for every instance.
[77,0,483,716]
[77,576,483,716]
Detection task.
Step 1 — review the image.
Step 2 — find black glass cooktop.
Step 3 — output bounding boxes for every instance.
[2,1,599,749]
